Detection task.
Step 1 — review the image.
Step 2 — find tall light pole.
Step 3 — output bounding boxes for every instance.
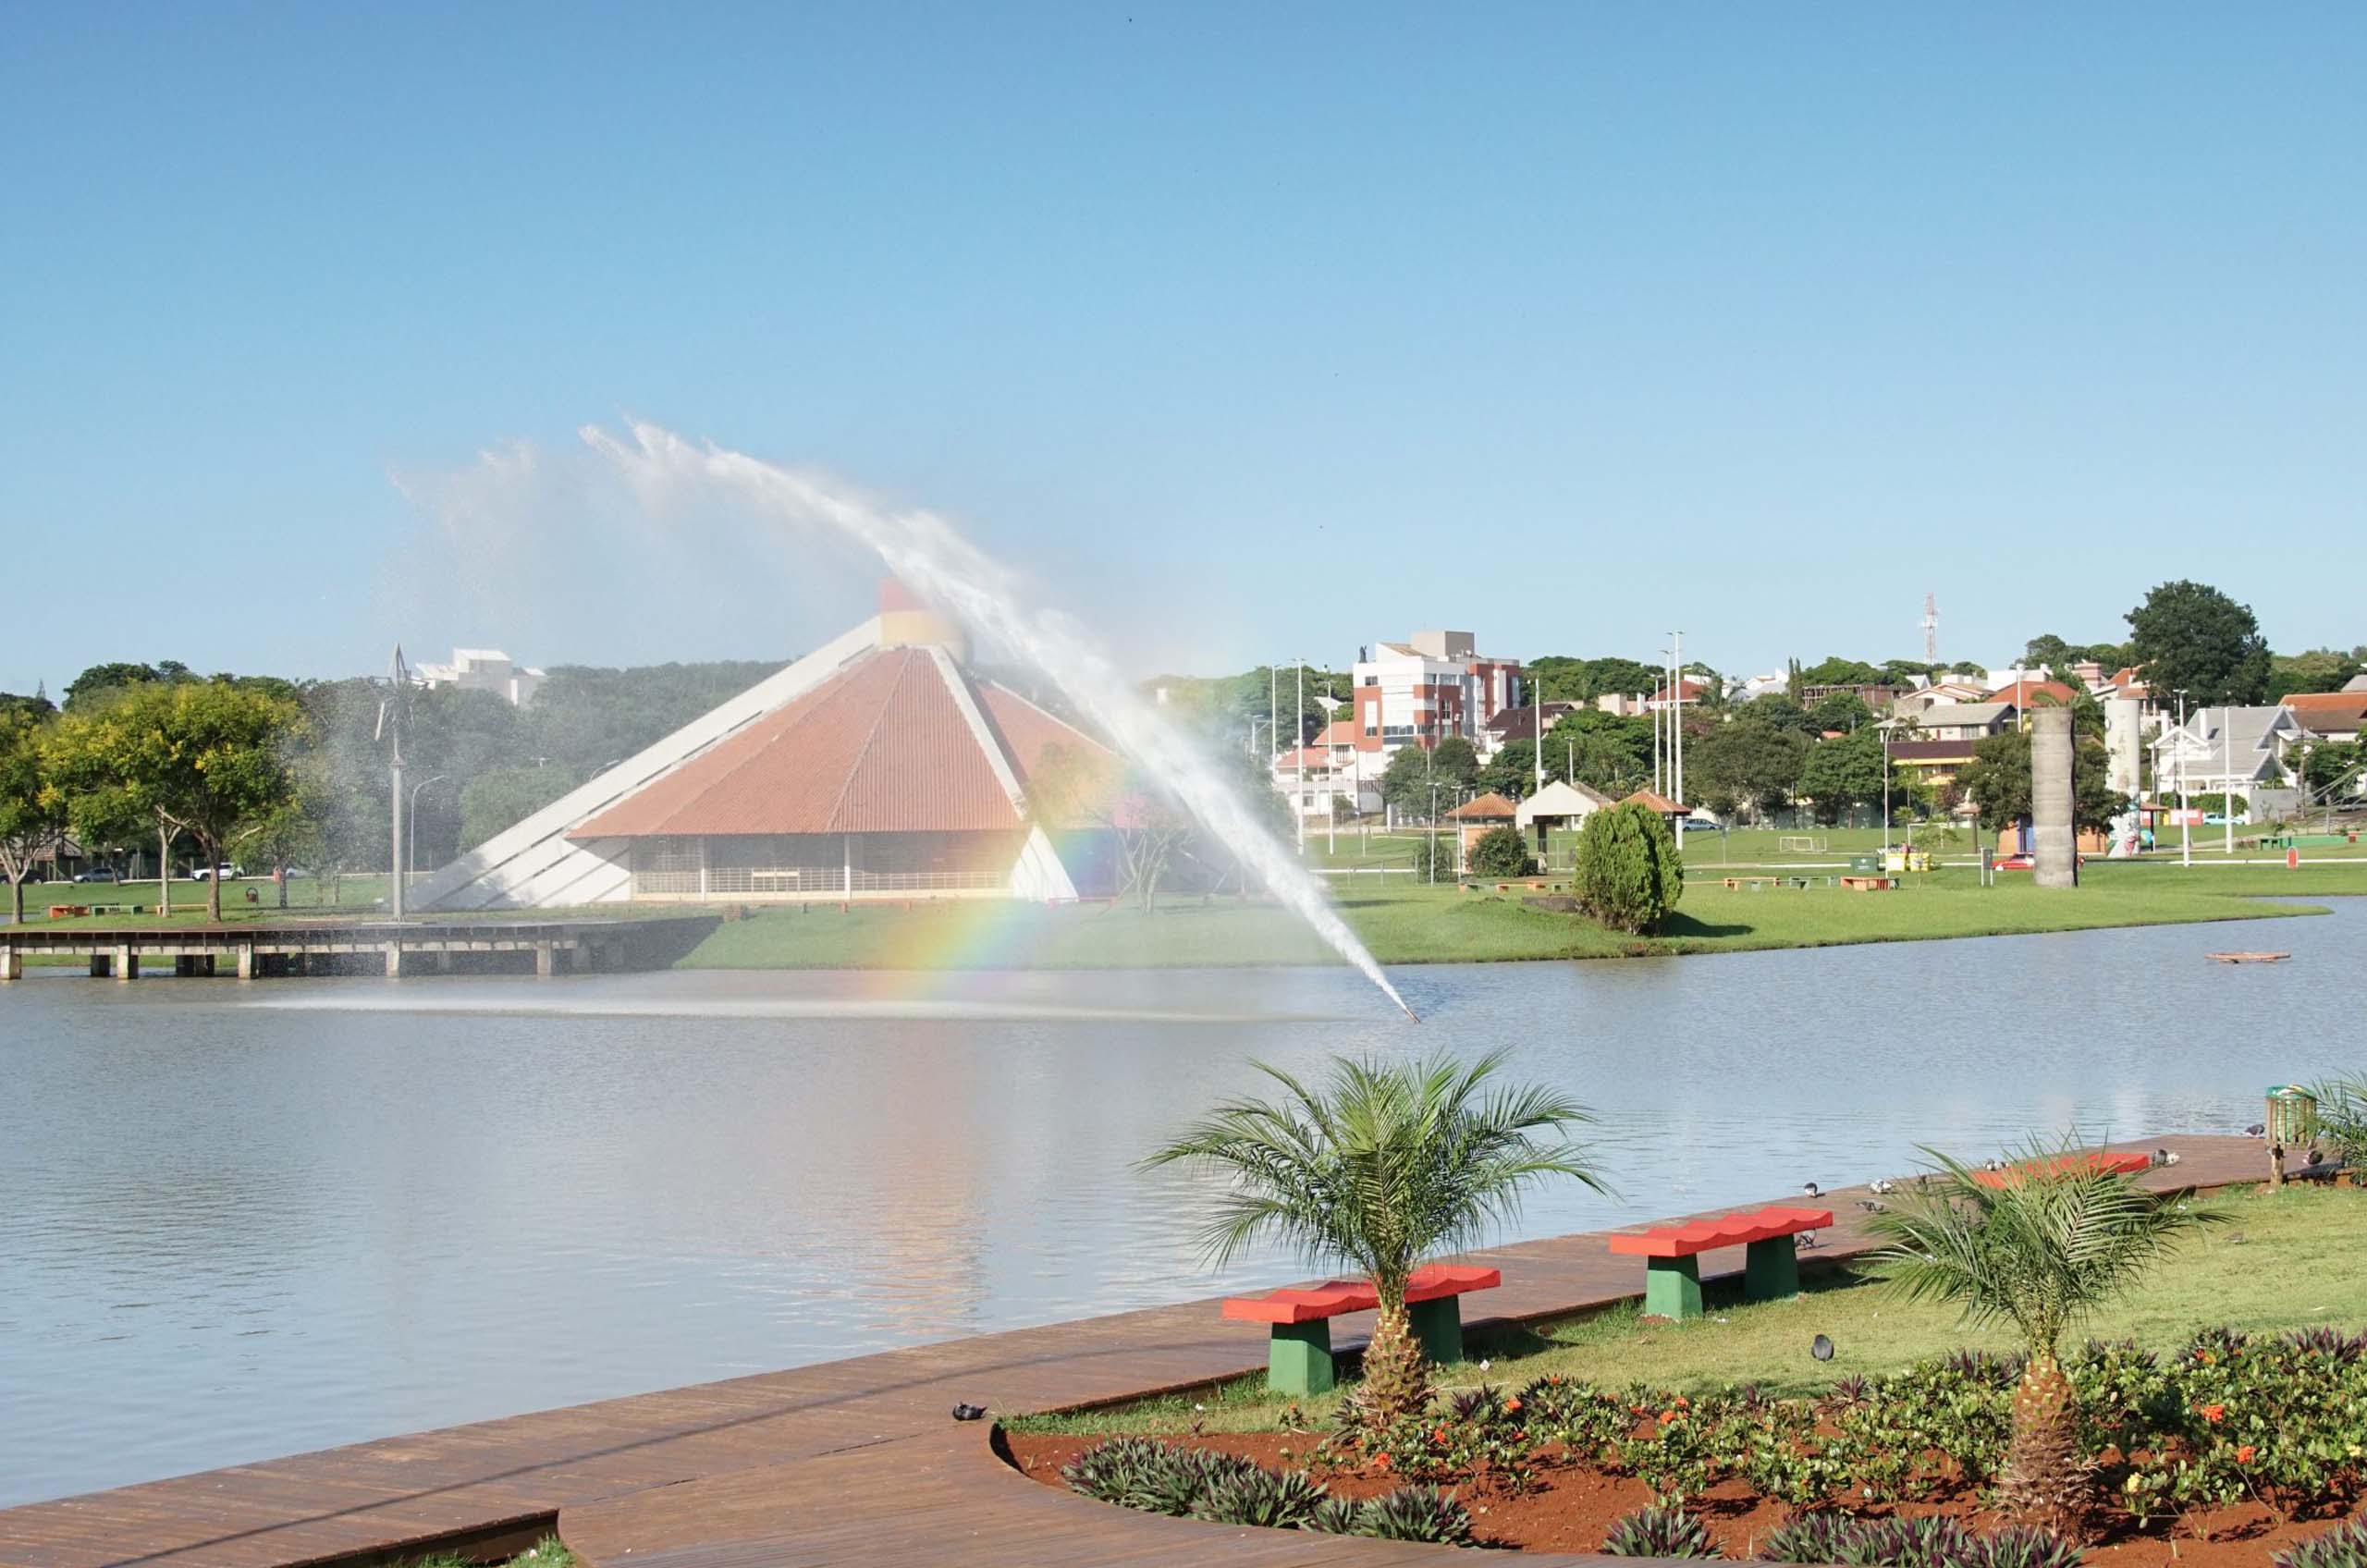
[2222,705,2236,856]
[380,646,411,919]
[2175,690,2190,869]
[1294,659,1306,854]
[1672,630,1686,846]
[407,775,448,879]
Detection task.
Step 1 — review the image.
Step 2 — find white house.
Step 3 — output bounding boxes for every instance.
[2149,705,2304,811]
[414,648,547,707]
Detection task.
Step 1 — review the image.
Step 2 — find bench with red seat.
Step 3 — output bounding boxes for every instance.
[1972,1150,2150,1188]
[1608,1205,1832,1320]
[1221,1263,1500,1395]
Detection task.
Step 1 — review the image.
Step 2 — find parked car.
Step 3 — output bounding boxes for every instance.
[190,864,244,881]
[71,866,121,884]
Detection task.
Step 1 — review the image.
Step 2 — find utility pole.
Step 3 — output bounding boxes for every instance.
[382,646,411,919]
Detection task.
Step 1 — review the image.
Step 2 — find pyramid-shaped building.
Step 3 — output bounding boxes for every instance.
[417,585,1106,910]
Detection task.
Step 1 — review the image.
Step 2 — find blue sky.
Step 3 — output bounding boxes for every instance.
[5,4,2361,693]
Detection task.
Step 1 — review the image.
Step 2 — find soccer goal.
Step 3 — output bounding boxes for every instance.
[1779,835,1828,853]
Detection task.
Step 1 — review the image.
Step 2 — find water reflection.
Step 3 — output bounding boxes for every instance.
[0,902,2350,1506]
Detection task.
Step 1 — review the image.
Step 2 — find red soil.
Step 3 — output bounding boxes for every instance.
[1002,1429,2353,1566]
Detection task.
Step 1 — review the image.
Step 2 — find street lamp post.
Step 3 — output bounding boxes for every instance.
[407,775,448,879]
[2175,691,2190,869]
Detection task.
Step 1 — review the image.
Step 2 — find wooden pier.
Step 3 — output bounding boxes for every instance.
[0,915,720,982]
[0,1135,2307,1568]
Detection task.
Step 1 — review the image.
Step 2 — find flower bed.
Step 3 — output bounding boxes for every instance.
[1005,1328,2367,1564]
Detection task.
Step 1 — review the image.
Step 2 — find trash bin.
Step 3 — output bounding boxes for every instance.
[2266,1084,2317,1145]
[1850,854,1879,875]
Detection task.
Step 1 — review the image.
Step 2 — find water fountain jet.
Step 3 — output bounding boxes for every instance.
[583,420,1417,1020]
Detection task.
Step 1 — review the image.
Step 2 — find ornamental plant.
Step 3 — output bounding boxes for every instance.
[1867,1139,2223,1537]
[1603,1503,1721,1558]
[2275,1515,2367,1568]
[1143,1050,1601,1423]
[1573,799,1684,933]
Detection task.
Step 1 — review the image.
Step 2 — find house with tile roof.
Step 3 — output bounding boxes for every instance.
[2280,691,2367,743]
[415,584,1110,908]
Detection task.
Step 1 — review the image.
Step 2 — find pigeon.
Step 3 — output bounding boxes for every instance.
[951,1403,987,1422]
[1870,1178,1897,1195]
[2307,1149,2323,1167]
[1797,1231,1820,1249]
[1857,1199,1885,1212]
[2152,1148,2172,1167]
[1802,1181,1821,1198]
[1811,1334,1835,1362]
[1981,1158,2006,1172]
[2245,1123,2266,1138]
[2164,1151,2181,1167]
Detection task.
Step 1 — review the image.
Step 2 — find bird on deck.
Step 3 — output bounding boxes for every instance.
[951,1403,987,1422]
[1802,1181,1821,1198]
[1856,1198,1885,1212]
[1869,1178,1897,1194]
[2245,1123,2266,1137]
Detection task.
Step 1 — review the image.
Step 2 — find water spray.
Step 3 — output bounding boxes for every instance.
[583,421,1418,1021]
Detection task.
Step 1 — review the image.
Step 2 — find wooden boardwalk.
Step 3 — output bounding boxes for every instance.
[0,1135,2296,1568]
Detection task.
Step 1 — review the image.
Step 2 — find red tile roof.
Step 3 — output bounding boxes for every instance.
[1988,679,2079,708]
[571,648,1099,839]
[2282,692,2367,728]
[1620,790,1688,815]
[1446,791,1520,819]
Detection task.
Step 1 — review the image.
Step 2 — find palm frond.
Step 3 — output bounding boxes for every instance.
[1866,1133,2224,1355]
[1139,1050,1610,1299]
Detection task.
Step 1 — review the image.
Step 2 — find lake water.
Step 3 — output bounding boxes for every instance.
[2,902,2352,1507]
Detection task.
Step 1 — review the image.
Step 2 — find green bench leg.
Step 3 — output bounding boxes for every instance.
[1745,1236,1801,1302]
[1407,1296,1466,1366]
[1643,1256,1704,1319]
[1267,1319,1335,1396]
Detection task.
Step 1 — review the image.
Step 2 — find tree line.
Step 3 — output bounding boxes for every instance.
[0,655,788,923]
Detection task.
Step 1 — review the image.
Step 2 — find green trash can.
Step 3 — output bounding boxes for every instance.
[1849,853,1880,875]
[2266,1084,2318,1189]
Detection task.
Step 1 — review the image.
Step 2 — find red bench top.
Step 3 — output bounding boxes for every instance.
[1221,1263,1502,1325]
[1607,1206,1833,1258]
[1972,1150,2149,1188]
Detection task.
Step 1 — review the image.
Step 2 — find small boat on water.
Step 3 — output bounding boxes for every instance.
[2208,951,2291,963]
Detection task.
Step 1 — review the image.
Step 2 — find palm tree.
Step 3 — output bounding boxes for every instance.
[1141,1049,1602,1421]
[1867,1138,2221,1537]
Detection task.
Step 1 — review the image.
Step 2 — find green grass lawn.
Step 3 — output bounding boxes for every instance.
[1011,1184,2365,1434]
[670,863,2349,971]
[8,875,396,925]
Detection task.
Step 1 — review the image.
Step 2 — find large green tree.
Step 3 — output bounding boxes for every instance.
[1956,728,2120,832]
[1526,655,1662,704]
[42,680,306,921]
[1686,717,1809,818]
[2124,581,2271,707]
[1796,729,1888,824]
[1740,692,1815,733]
[1143,1052,1600,1421]
[1808,691,1874,734]
[0,708,67,923]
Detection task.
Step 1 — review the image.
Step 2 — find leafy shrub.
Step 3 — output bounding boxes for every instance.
[2276,1515,2367,1568]
[1603,1503,1721,1557]
[1573,800,1684,933]
[1355,1484,1475,1545]
[1467,825,1534,877]
[1953,1527,2087,1568]
[1189,1464,1328,1528]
